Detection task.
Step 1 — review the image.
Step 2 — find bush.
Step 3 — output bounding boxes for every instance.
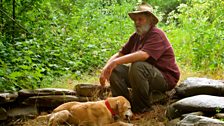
[165,0,224,70]
[1,0,223,91]
[0,0,136,91]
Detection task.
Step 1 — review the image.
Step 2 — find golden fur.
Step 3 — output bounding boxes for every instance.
[38,96,134,126]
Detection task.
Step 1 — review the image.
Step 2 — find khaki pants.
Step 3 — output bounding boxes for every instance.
[109,61,168,113]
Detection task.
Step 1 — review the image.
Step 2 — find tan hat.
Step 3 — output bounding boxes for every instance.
[128,2,159,25]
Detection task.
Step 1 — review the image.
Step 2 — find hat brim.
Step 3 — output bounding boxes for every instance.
[128,11,159,25]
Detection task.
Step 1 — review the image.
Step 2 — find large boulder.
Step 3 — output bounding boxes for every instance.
[175,77,224,98]
[22,95,95,107]
[173,95,224,112]
[7,105,38,118]
[18,88,76,97]
[17,88,77,103]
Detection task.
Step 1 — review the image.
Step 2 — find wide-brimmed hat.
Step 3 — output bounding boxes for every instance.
[128,3,159,25]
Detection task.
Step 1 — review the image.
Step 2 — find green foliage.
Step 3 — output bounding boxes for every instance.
[216,107,224,122]
[165,0,224,70]
[216,107,222,113]
[0,0,223,91]
[146,0,186,12]
[0,0,136,91]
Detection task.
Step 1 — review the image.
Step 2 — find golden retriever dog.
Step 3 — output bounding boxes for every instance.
[38,96,134,126]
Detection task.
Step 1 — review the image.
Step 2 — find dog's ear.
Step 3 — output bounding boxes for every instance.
[116,100,124,114]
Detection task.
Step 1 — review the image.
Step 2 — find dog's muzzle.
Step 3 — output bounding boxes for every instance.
[125,109,133,123]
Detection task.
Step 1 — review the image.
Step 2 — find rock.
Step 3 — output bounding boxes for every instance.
[22,95,96,107]
[0,92,18,104]
[0,107,7,120]
[7,105,38,118]
[75,84,100,97]
[166,104,204,120]
[214,113,224,119]
[175,77,224,98]
[166,104,184,120]
[182,111,204,118]
[166,118,181,126]
[18,88,76,97]
[172,95,224,113]
[176,115,224,126]
[75,84,110,98]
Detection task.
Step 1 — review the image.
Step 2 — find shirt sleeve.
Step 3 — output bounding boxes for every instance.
[119,33,136,55]
[141,33,168,60]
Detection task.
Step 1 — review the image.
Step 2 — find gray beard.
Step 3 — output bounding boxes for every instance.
[135,24,151,36]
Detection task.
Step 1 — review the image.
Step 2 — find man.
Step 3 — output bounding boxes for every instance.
[99,2,180,114]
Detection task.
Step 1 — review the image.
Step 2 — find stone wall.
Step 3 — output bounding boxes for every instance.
[1,78,224,126]
[166,77,224,126]
[0,84,110,125]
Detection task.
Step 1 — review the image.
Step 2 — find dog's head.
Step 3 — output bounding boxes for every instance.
[108,96,133,119]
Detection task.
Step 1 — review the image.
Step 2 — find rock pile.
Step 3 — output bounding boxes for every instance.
[166,77,224,126]
[1,77,224,126]
[0,84,110,126]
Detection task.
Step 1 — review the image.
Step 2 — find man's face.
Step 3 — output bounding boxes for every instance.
[132,13,151,36]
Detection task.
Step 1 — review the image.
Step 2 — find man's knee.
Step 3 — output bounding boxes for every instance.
[129,61,153,77]
[130,61,145,69]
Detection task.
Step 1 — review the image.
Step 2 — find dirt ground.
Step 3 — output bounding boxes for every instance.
[130,105,168,126]
[19,104,168,126]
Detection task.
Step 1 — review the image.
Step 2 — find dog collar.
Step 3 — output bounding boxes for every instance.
[105,100,116,116]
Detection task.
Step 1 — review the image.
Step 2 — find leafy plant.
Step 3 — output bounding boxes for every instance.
[165,0,224,70]
[0,0,223,91]
[0,0,136,91]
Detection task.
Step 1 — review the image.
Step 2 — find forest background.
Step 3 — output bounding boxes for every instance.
[0,0,223,91]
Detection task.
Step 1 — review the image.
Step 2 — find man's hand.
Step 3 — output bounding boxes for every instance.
[99,51,149,86]
[99,61,117,87]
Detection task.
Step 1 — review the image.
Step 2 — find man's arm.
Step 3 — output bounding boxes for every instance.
[113,50,149,65]
[99,52,123,86]
[102,52,124,70]
[99,50,150,86]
